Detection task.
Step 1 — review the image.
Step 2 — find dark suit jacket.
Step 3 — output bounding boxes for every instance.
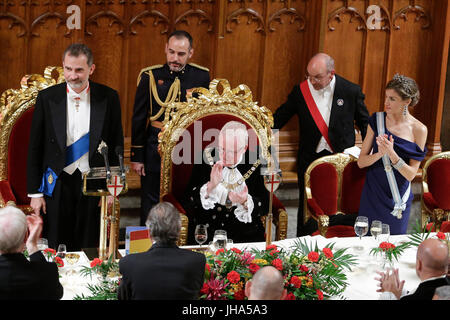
[117,242,206,300]
[0,251,63,300]
[273,75,369,174]
[183,149,267,244]
[26,81,124,248]
[130,63,210,172]
[27,81,124,193]
[401,276,450,300]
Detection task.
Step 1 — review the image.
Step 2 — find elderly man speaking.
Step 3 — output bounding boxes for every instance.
[183,121,268,244]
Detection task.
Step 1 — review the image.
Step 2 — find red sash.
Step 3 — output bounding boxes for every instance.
[299,80,334,152]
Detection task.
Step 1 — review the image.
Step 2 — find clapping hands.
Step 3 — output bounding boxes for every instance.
[375,268,405,299]
[376,134,395,157]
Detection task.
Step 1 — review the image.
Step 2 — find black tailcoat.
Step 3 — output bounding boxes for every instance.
[26,81,124,250]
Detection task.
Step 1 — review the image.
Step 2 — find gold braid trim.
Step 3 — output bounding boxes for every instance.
[146,70,181,128]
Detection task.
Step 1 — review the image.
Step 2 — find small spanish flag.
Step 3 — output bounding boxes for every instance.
[129,229,152,254]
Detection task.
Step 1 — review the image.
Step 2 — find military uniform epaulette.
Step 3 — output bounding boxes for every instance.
[188,63,209,72]
[137,65,164,86]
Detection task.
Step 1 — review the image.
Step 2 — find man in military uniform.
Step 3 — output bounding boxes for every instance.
[182,121,267,244]
[131,30,210,225]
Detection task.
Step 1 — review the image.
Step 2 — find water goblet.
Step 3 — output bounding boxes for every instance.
[370,220,382,241]
[379,223,390,243]
[354,216,369,252]
[213,230,227,250]
[37,238,48,251]
[194,224,208,248]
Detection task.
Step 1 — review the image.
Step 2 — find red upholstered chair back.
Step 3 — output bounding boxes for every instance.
[340,161,367,214]
[170,114,258,201]
[0,67,64,211]
[309,162,338,215]
[426,158,450,210]
[7,107,34,205]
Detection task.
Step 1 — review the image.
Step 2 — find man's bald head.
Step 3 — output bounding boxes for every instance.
[306,53,335,90]
[416,239,449,279]
[245,266,286,300]
[308,53,335,73]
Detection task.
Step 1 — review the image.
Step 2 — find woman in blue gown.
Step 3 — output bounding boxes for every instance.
[358,75,427,235]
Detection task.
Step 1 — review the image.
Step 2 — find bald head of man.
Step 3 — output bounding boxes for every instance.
[245,266,287,300]
[306,53,335,91]
[416,239,449,281]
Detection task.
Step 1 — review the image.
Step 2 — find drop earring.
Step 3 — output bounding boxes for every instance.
[403,105,408,116]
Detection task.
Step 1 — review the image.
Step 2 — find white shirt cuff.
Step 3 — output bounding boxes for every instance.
[28,193,44,198]
[234,194,253,223]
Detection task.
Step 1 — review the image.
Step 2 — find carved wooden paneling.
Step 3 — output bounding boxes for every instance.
[0,0,448,186]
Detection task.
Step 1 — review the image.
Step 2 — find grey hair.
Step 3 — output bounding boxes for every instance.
[219,121,249,149]
[63,43,94,66]
[386,74,420,107]
[145,202,181,244]
[434,286,450,300]
[0,206,27,253]
[312,53,335,73]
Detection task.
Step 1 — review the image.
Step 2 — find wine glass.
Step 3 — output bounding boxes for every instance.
[65,253,80,275]
[354,216,369,251]
[213,230,227,250]
[194,224,208,248]
[370,220,382,241]
[379,223,390,243]
[57,244,67,259]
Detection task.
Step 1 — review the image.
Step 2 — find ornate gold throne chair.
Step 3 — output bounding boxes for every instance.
[158,79,288,246]
[0,67,65,213]
[304,153,367,237]
[421,151,450,232]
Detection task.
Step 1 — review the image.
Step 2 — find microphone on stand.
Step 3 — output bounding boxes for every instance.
[97,141,111,181]
[115,146,125,180]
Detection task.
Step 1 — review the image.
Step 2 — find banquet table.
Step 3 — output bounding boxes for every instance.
[60,233,425,300]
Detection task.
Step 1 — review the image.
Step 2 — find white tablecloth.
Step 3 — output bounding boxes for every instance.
[60,234,424,300]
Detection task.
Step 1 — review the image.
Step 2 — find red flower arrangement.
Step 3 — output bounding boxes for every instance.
[43,248,64,267]
[200,239,357,300]
[370,241,410,265]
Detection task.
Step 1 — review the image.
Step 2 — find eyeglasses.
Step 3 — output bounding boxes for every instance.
[305,72,330,83]
[218,146,245,156]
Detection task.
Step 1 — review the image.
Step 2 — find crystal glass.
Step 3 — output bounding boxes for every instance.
[57,244,67,259]
[65,253,80,275]
[379,223,390,243]
[37,238,48,251]
[354,216,368,252]
[354,216,369,240]
[194,224,208,247]
[213,230,227,250]
[370,220,382,240]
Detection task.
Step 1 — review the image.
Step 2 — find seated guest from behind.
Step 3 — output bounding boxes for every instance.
[183,121,267,244]
[117,202,206,300]
[245,266,287,300]
[433,285,450,300]
[376,239,449,300]
[0,206,63,300]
